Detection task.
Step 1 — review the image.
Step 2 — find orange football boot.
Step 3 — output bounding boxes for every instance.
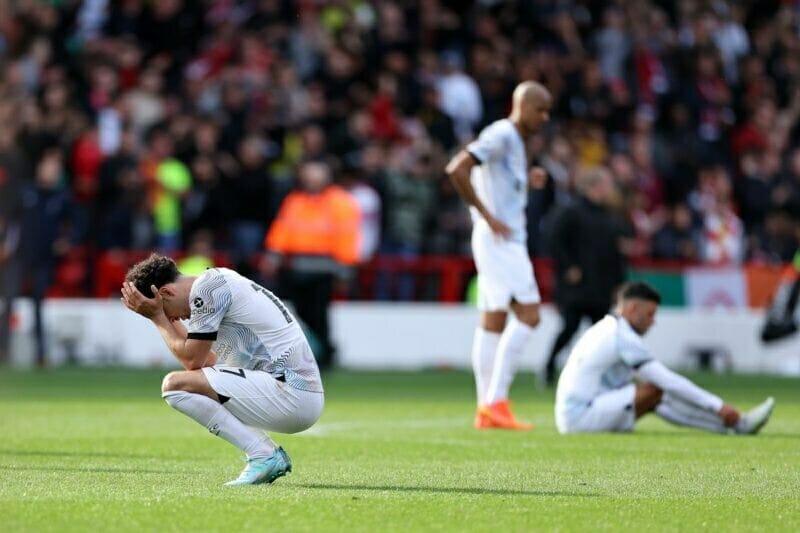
[482,400,533,431]
[474,407,496,429]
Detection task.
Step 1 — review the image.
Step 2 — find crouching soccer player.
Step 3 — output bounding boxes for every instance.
[121,254,324,485]
[555,281,774,435]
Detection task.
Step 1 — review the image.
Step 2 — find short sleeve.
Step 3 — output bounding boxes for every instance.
[466,122,507,164]
[618,321,653,368]
[186,272,233,340]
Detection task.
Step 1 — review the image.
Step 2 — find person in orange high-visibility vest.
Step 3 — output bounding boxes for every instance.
[263,160,361,369]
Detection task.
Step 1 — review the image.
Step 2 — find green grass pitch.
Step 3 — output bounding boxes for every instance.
[1,368,799,532]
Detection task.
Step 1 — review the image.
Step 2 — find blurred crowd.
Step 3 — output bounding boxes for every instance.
[2,0,800,287]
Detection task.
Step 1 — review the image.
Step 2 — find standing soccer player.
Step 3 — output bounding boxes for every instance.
[555,282,774,435]
[446,81,552,430]
[121,254,324,485]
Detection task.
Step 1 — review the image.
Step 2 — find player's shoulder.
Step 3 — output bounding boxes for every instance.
[191,267,236,295]
[479,118,513,137]
[616,316,646,349]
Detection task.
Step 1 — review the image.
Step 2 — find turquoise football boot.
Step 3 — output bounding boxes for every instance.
[224,447,292,486]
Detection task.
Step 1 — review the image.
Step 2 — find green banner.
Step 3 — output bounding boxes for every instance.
[626,269,685,307]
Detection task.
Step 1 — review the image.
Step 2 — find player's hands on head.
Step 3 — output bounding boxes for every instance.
[120,281,165,320]
[718,404,740,427]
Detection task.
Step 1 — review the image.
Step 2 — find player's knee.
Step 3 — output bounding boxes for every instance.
[161,371,187,393]
[639,383,663,408]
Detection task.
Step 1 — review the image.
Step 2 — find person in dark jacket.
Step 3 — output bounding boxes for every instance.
[0,148,75,365]
[542,166,626,386]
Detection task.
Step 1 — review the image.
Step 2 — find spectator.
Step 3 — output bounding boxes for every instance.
[436,50,483,143]
[340,163,381,263]
[0,148,75,366]
[263,160,360,369]
[375,150,438,301]
[0,0,799,301]
[651,202,702,261]
[176,229,215,276]
[228,135,272,274]
[692,164,744,264]
[749,208,798,264]
[140,127,192,252]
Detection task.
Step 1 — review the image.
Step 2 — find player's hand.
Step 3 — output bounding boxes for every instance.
[485,214,512,239]
[718,404,740,427]
[528,166,548,189]
[120,282,164,320]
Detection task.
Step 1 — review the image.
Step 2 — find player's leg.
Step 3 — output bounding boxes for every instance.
[472,310,505,428]
[483,301,539,430]
[161,370,278,460]
[653,392,730,433]
[474,311,506,401]
[199,363,324,485]
[633,382,663,417]
[486,302,540,405]
[557,384,637,433]
[654,390,774,434]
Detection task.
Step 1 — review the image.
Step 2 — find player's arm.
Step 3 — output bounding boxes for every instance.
[121,282,217,370]
[635,360,737,421]
[151,313,218,370]
[445,150,511,238]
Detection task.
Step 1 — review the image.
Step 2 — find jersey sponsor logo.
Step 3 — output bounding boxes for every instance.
[191,296,216,316]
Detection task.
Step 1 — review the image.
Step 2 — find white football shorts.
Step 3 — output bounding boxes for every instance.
[471,228,541,311]
[556,384,637,434]
[202,364,324,433]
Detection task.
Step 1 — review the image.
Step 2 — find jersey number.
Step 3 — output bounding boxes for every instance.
[250,283,293,324]
[219,368,246,379]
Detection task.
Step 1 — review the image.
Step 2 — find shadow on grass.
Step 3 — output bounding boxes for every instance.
[297,482,598,497]
[0,464,179,475]
[631,430,800,439]
[0,448,179,460]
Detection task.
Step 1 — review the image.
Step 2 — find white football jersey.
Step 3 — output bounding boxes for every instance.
[187,268,323,393]
[466,118,528,243]
[556,315,652,418]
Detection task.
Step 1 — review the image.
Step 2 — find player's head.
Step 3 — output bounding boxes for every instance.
[511,81,552,133]
[615,282,661,335]
[125,254,191,320]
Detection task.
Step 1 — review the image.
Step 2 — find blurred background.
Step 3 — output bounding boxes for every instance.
[1,0,799,374]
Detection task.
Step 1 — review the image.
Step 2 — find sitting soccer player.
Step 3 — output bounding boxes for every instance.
[121,254,323,485]
[555,281,773,435]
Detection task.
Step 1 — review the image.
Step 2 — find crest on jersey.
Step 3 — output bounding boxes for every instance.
[193,297,204,308]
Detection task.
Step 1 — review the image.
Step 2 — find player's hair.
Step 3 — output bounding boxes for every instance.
[124,254,180,298]
[618,282,661,304]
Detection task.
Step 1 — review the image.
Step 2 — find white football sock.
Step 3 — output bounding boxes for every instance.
[472,327,501,407]
[655,394,728,433]
[486,319,535,405]
[163,390,276,458]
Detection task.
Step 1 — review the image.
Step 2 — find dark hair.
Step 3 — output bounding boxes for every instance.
[618,281,661,304]
[125,254,180,298]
